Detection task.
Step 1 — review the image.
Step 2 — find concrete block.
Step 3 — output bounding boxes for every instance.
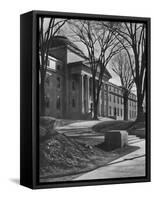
[120,130,128,147]
[103,130,128,151]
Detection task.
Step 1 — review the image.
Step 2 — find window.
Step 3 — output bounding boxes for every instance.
[121,97,123,104]
[130,110,131,118]
[57,64,61,70]
[72,80,75,91]
[109,106,112,115]
[49,59,56,70]
[57,77,61,88]
[121,109,123,117]
[56,96,61,110]
[132,110,134,118]
[72,98,76,108]
[114,95,116,103]
[117,108,119,116]
[117,97,119,104]
[109,94,111,102]
[114,107,116,116]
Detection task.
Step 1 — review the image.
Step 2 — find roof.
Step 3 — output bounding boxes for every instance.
[49,36,87,59]
[49,36,111,78]
[68,60,112,80]
[82,60,112,79]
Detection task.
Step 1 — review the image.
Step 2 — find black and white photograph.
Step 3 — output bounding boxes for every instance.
[38,13,150,184]
[0,0,153,197]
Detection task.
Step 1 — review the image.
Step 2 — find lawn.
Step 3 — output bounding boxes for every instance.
[92,120,146,138]
[39,118,143,182]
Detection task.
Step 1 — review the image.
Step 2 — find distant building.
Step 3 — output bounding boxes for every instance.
[40,36,137,120]
[107,83,137,120]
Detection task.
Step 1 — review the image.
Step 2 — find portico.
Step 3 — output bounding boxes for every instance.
[80,71,108,119]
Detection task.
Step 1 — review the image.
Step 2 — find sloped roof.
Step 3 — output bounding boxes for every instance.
[49,36,111,78]
[49,36,87,59]
[68,60,112,80]
[83,60,112,79]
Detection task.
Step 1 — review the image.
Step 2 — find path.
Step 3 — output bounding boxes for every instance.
[74,140,145,180]
[56,117,113,136]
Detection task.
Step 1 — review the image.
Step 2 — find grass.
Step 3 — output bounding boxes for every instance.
[40,118,145,182]
[40,129,140,182]
[40,144,139,183]
[92,120,146,138]
[92,120,134,132]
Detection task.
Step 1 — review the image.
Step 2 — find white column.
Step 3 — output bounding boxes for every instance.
[87,76,90,112]
[81,74,85,113]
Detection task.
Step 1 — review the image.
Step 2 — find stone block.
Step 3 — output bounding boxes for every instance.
[103,130,128,151]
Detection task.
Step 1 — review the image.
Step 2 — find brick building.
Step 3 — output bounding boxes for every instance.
[40,36,137,120]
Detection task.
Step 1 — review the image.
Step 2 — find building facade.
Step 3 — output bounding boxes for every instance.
[40,36,137,120]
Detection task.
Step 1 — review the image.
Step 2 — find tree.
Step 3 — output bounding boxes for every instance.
[105,22,146,121]
[39,17,67,115]
[69,20,123,119]
[112,52,134,120]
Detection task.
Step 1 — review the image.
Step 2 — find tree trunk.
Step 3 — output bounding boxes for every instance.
[93,100,98,120]
[92,76,98,120]
[136,91,144,121]
[123,92,129,121]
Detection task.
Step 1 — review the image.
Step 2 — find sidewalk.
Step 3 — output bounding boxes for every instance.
[74,140,145,180]
[56,117,113,129]
[55,117,114,136]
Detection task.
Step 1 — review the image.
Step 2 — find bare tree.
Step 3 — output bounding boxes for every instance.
[39,17,67,115]
[69,20,123,119]
[112,52,134,120]
[105,22,146,121]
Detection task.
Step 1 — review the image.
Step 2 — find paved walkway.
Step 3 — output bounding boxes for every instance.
[55,117,114,136]
[74,140,145,180]
[56,117,113,129]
